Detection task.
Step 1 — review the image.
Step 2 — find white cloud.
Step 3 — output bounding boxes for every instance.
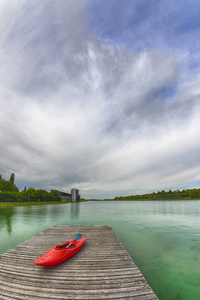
[0,0,200,198]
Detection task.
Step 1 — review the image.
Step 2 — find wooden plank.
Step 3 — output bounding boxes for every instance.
[0,225,158,299]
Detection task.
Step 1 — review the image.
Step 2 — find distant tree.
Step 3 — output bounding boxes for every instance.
[9,173,15,185]
[189,189,200,198]
[181,189,189,197]
[50,190,61,201]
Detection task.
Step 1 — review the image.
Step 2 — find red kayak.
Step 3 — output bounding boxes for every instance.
[34,234,86,267]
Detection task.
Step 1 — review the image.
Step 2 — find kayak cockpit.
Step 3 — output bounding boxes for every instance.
[56,243,75,249]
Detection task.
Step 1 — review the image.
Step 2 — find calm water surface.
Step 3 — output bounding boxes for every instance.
[0,200,200,300]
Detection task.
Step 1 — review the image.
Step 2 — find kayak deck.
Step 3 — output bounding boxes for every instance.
[0,225,158,299]
[34,236,86,266]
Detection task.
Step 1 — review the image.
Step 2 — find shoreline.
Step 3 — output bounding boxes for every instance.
[105,198,200,201]
[0,201,72,208]
[1,198,200,207]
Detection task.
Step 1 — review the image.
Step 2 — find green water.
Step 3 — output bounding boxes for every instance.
[0,200,200,300]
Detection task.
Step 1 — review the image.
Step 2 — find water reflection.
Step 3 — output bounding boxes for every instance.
[138,200,200,218]
[0,208,16,234]
[22,205,49,216]
[70,203,80,219]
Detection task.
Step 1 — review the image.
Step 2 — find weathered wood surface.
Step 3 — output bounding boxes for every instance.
[0,225,158,299]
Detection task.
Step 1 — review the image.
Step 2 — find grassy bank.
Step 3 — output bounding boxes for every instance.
[0,201,72,207]
[105,198,200,201]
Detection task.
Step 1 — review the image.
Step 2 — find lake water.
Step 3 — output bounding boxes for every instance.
[0,200,200,300]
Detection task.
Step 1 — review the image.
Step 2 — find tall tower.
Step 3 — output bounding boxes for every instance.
[71,188,80,202]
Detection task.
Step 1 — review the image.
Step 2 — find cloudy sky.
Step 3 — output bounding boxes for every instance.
[0,0,200,198]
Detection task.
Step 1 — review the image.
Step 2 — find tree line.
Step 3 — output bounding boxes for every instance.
[0,173,61,202]
[113,188,200,201]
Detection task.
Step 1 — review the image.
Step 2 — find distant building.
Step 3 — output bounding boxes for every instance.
[71,188,80,202]
[58,188,80,202]
[59,191,72,202]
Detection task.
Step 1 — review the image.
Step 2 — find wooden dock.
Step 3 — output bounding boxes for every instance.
[0,225,158,299]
